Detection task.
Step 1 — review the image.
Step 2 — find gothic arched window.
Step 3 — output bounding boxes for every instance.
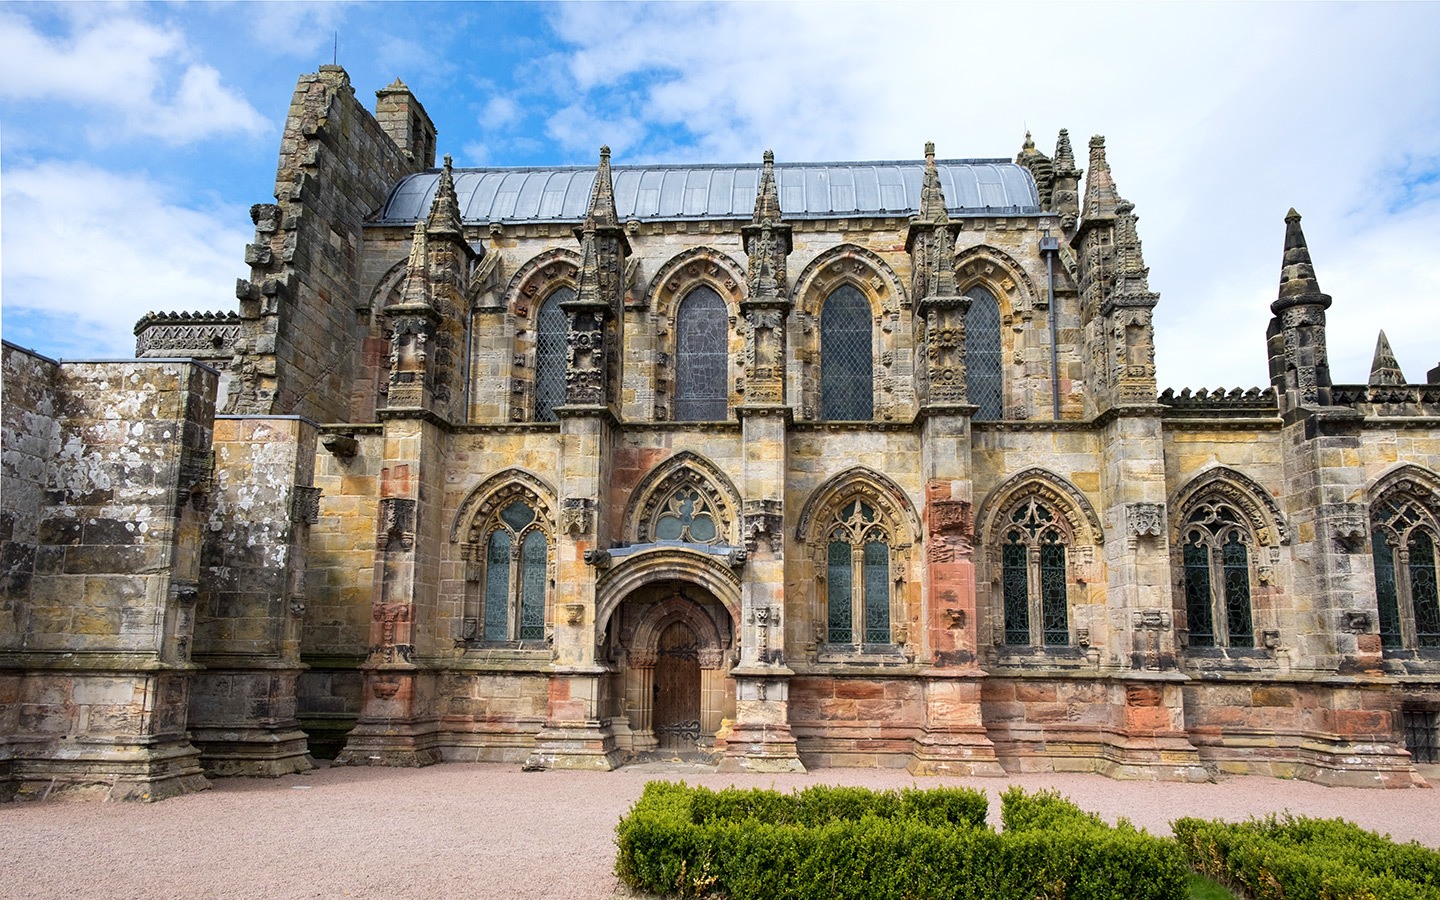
[1371,494,1440,649]
[819,285,873,421]
[652,484,722,544]
[469,499,549,642]
[1180,501,1255,648]
[534,287,571,422]
[965,285,1002,421]
[1000,498,1069,646]
[825,500,891,644]
[673,285,728,421]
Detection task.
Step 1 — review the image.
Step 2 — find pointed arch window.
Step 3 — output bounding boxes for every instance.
[1000,498,1070,646]
[820,285,873,421]
[1180,501,1255,648]
[1371,494,1440,649]
[674,285,728,421]
[468,499,549,643]
[534,287,572,422]
[825,500,891,644]
[965,286,1002,421]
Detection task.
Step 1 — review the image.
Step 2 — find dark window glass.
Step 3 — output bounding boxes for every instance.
[1403,709,1439,764]
[519,530,547,640]
[484,530,511,641]
[1410,530,1440,648]
[820,285,873,420]
[863,541,890,643]
[534,288,571,422]
[827,540,853,643]
[1222,533,1254,648]
[1373,530,1402,649]
[1002,539,1030,645]
[964,286,1002,420]
[674,286,728,421]
[1040,540,1068,646]
[1184,539,1215,647]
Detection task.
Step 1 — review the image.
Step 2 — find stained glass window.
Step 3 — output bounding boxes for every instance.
[1411,531,1440,648]
[519,530,547,640]
[1373,531,1402,649]
[1369,493,1440,651]
[863,541,890,643]
[534,287,571,422]
[674,286,728,421]
[965,286,1002,421]
[827,541,853,643]
[1000,499,1071,647]
[820,285,873,421]
[1184,539,1216,647]
[1222,533,1254,648]
[483,530,511,641]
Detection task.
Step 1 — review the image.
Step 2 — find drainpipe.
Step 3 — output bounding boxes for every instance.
[1041,229,1061,419]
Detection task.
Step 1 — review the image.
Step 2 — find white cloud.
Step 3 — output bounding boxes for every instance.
[0,9,268,144]
[0,161,250,359]
[483,95,521,129]
[547,2,1440,388]
[244,1,354,59]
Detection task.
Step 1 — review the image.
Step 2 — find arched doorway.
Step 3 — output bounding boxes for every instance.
[653,621,701,750]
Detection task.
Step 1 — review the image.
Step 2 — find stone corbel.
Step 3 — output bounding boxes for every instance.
[945,608,966,629]
[322,433,358,458]
[742,499,783,554]
[728,548,748,569]
[290,485,322,524]
[377,498,417,552]
[1341,611,1371,634]
[1124,502,1166,549]
[583,548,610,569]
[1327,502,1369,553]
[1131,608,1171,630]
[561,497,595,536]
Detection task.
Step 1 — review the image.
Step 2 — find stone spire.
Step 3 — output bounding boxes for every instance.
[583,145,621,230]
[1015,130,1055,210]
[1051,129,1082,233]
[753,149,781,224]
[1267,209,1333,406]
[917,141,950,224]
[1080,135,1121,224]
[1111,200,1156,302]
[397,221,431,308]
[425,154,464,239]
[1368,330,1407,386]
[1272,208,1333,315]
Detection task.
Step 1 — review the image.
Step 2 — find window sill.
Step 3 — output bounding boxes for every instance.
[816,643,909,666]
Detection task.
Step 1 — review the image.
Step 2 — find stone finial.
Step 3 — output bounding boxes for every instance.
[584,145,620,229]
[398,221,431,307]
[1080,134,1121,222]
[576,229,601,306]
[1369,330,1407,386]
[425,154,463,238]
[917,141,949,224]
[1016,129,1055,210]
[1272,209,1333,315]
[1054,128,1079,175]
[753,149,781,224]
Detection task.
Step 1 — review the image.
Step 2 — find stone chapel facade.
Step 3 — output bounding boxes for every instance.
[3,66,1440,799]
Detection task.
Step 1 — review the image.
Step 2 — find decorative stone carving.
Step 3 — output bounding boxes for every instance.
[1342,611,1372,634]
[1325,502,1368,552]
[377,498,416,551]
[1132,608,1171,629]
[1125,502,1165,540]
[288,595,307,617]
[742,499,783,553]
[321,433,358,458]
[564,603,585,626]
[561,497,595,535]
[290,486,322,524]
[583,548,610,568]
[945,608,966,628]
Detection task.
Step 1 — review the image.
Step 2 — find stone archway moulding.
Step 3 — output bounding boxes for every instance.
[1170,465,1288,547]
[976,467,1105,547]
[628,594,729,669]
[594,545,743,639]
[448,468,558,542]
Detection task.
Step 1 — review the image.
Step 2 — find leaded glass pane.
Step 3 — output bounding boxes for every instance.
[1409,531,1440,648]
[688,513,717,542]
[484,530,511,641]
[1184,540,1215,647]
[655,515,683,541]
[820,285,873,421]
[519,530,546,640]
[674,286,728,421]
[1039,541,1068,645]
[1373,530,1402,649]
[1222,533,1254,648]
[1002,540,1030,645]
[863,541,890,643]
[827,540,853,643]
[534,288,571,422]
[965,286,1002,421]
[500,500,535,533]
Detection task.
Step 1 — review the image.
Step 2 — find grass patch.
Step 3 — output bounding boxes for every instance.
[1186,873,1238,900]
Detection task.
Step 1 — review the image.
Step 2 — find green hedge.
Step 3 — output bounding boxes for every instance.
[1173,814,1440,900]
[615,782,1186,900]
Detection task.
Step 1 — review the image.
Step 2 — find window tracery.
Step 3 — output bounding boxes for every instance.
[824,500,892,645]
[457,478,555,645]
[1370,490,1440,649]
[1179,500,1256,648]
[673,285,729,421]
[1000,498,1070,646]
[533,287,571,422]
[964,285,1003,421]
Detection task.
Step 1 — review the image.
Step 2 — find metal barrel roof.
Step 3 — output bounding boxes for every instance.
[376,159,1040,225]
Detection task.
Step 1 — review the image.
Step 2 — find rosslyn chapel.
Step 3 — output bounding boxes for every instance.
[2,66,1438,799]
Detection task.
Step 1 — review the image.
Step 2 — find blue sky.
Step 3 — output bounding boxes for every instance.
[3,1,1439,391]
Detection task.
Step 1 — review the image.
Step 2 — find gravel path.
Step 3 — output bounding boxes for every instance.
[2,762,1437,900]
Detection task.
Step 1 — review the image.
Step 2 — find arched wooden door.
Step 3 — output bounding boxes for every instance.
[653,621,701,751]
